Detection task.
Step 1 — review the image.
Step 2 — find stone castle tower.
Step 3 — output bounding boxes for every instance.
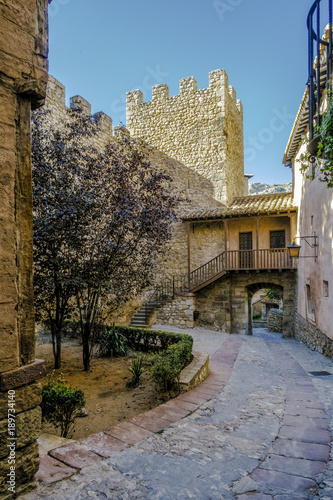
[126,68,245,205]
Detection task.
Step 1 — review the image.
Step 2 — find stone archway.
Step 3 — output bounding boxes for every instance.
[191,270,296,336]
[246,282,284,336]
[244,273,296,338]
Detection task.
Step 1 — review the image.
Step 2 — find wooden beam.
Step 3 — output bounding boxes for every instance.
[224,220,227,253]
[256,217,259,250]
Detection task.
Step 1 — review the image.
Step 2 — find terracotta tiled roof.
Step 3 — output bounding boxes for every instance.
[182,192,297,221]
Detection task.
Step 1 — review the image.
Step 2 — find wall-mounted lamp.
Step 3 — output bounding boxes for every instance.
[287,233,318,262]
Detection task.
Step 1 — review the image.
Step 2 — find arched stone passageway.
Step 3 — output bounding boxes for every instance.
[194,270,296,337]
[246,282,283,336]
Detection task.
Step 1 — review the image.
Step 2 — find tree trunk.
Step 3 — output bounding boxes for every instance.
[55,331,62,369]
[82,336,90,371]
[51,324,62,369]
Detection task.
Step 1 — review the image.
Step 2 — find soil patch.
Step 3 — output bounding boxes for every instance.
[36,339,166,440]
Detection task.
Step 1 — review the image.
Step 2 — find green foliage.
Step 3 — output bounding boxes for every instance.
[98,323,128,358]
[99,325,193,393]
[264,289,281,300]
[298,95,333,188]
[41,374,85,438]
[127,356,146,388]
[141,352,160,367]
[151,338,193,392]
[252,313,262,320]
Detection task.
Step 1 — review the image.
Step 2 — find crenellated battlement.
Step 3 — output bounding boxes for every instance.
[44,72,245,206]
[45,75,114,143]
[126,69,244,205]
[179,76,198,95]
[127,68,240,111]
[152,83,169,101]
[70,94,91,115]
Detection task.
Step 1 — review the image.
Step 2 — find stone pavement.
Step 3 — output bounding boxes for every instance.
[21,327,333,499]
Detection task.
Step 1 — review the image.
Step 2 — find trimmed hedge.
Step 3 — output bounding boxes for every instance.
[100,325,193,392]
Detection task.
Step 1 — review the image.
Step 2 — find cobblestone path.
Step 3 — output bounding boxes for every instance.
[21,328,333,499]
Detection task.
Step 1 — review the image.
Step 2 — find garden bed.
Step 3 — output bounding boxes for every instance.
[36,339,166,440]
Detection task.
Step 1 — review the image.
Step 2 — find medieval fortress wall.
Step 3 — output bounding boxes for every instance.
[126,68,245,206]
[45,75,114,150]
[43,74,234,280]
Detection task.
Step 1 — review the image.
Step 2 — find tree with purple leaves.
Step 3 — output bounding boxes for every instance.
[32,108,180,370]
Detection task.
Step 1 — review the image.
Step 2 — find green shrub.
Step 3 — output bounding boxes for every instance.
[98,323,128,358]
[151,338,193,392]
[127,356,146,388]
[41,377,85,438]
[98,324,193,393]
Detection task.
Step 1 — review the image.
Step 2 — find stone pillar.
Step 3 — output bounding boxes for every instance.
[261,302,267,320]
[282,273,297,338]
[0,0,49,497]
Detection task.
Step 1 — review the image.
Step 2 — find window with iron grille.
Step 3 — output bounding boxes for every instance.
[270,230,285,249]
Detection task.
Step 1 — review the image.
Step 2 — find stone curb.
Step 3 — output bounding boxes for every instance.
[179,349,210,392]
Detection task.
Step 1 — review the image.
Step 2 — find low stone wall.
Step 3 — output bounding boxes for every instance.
[155,294,194,328]
[294,313,333,359]
[268,309,283,333]
[179,350,210,392]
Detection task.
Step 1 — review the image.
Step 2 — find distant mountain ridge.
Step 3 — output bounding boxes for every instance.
[249,183,292,196]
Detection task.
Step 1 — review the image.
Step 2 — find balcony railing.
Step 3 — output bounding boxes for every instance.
[189,248,295,291]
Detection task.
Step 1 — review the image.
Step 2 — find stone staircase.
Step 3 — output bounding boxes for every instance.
[130,301,160,328]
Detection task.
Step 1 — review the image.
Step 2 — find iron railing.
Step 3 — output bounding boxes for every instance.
[307,0,333,140]
[152,274,188,302]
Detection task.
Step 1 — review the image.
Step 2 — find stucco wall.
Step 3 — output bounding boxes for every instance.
[293,140,333,343]
[226,216,292,250]
[190,221,225,271]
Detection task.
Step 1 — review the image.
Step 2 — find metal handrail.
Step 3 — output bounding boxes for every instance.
[307,0,333,140]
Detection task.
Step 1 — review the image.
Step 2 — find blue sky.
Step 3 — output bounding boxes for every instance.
[48,0,319,185]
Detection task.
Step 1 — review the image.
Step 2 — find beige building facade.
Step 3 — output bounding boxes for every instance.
[284,93,333,358]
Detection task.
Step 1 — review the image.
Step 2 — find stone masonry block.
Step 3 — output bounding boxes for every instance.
[0,359,46,391]
[180,77,197,94]
[152,84,169,100]
[16,406,42,449]
[70,95,91,115]
[0,442,39,498]
[0,382,42,420]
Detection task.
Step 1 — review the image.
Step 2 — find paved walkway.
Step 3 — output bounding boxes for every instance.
[21,327,333,499]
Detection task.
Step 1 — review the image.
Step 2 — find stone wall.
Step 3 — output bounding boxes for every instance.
[126,69,245,205]
[43,77,224,286]
[294,313,333,359]
[45,75,114,150]
[155,295,195,329]
[0,1,49,496]
[268,309,283,333]
[192,271,296,337]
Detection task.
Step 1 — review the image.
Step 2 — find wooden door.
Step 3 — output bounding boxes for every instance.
[239,232,253,268]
